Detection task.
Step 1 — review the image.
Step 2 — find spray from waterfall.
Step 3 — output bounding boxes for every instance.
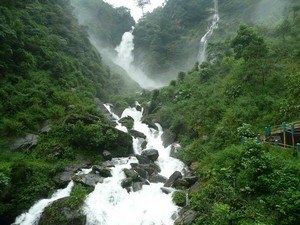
[114,30,165,89]
[197,0,219,63]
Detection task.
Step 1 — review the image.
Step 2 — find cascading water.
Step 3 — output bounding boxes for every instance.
[84,104,186,225]
[114,31,165,89]
[197,0,219,63]
[14,103,187,225]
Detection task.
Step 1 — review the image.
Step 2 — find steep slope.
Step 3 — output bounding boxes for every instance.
[0,1,137,223]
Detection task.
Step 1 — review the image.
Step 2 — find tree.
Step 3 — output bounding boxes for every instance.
[136,0,150,15]
[231,24,268,61]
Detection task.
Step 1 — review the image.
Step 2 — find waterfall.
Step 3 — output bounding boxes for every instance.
[197,0,219,63]
[14,103,187,225]
[114,31,165,89]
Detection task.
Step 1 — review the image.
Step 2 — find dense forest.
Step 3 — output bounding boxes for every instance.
[0,0,300,224]
[0,0,137,223]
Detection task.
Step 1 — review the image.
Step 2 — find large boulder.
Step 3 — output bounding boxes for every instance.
[94,98,116,122]
[39,197,86,225]
[72,174,104,187]
[106,127,133,157]
[149,174,167,183]
[128,130,146,139]
[161,129,176,147]
[53,164,89,187]
[132,182,143,192]
[119,116,134,130]
[10,134,38,151]
[131,163,161,177]
[92,166,112,177]
[170,143,182,158]
[141,117,158,130]
[172,179,190,190]
[174,210,197,225]
[123,168,140,181]
[164,171,182,187]
[121,178,133,188]
[135,154,151,164]
[141,149,159,162]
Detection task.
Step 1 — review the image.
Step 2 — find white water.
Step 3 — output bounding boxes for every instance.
[197,0,219,63]
[13,182,74,225]
[84,103,186,225]
[115,31,165,89]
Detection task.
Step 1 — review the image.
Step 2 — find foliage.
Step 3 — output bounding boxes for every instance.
[67,184,93,210]
[172,191,186,207]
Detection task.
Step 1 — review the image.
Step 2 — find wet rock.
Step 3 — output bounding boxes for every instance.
[39,197,86,225]
[161,187,173,194]
[119,116,134,130]
[123,168,140,181]
[135,154,151,164]
[135,105,142,111]
[174,210,197,225]
[184,176,199,187]
[10,134,39,151]
[141,141,148,150]
[53,171,75,187]
[128,130,146,139]
[121,178,133,188]
[131,163,160,177]
[102,150,112,161]
[170,143,182,158]
[141,118,158,130]
[141,149,159,162]
[173,179,190,190]
[131,165,148,179]
[164,171,183,187]
[94,98,116,122]
[72,174,104,187]
[92,165,112,177]
[161,129,176,147]
[149,174,167,183]
[101,161,115,168]
[132,182,143,192]
[40,120,51,133]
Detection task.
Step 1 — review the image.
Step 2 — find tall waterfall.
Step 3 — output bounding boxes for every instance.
[197,0,219,63]
[114,31,164,89]
[14,103,187,225]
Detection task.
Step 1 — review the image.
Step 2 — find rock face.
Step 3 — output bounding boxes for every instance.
[135,154,151,164]
[94,98,116,122]
[39,197,86,225]
[149,174,167,183]
[10,134,38,151]
[164,171,183,187]
[141,149,159,162]
[141,117,158,130]
[161,129,176,147]
[72,174,104,187]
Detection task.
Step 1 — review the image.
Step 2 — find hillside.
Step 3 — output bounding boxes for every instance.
[137,1,300,224]
[0,1,138,223]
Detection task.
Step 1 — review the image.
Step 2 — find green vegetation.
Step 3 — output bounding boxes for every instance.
[172,191,187,207]
[0,0,136,223]
[141,1,300,223]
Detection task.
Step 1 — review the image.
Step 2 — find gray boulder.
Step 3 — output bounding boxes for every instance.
[173,179,190,190]
[174,210,197,225]
[135,154,151,164]
[141,141,148,150]
[123,168,140,181]
[161,129,176,147]
[141,118,158,130]
[161,187,173,194]
[141,149,159,162]
[121,178,133,188]
[149,174,167,183]
[132,182,143,192]
[72,174,104,187]
[131,165,148,179]
[129,130,146,139]
[10,134,38,151]
[164,171,182,187]
[92,165,112,177]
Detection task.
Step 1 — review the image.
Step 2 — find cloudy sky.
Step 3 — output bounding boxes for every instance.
[103,0,165,21]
